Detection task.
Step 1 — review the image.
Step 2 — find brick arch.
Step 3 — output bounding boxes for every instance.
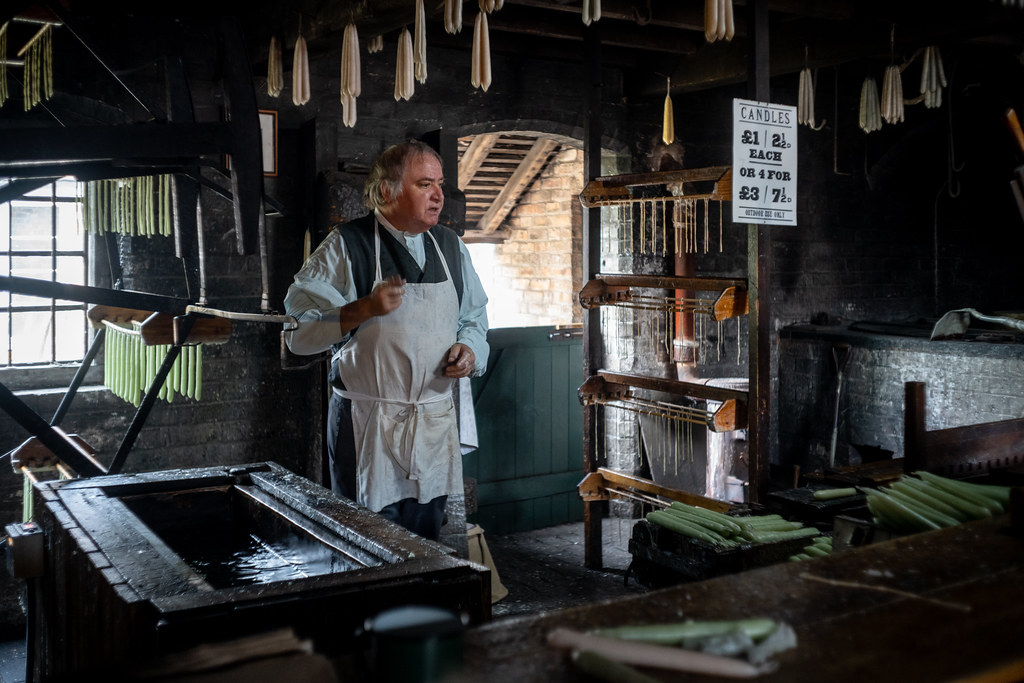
[439,123,597,329]
[449,119,631,158]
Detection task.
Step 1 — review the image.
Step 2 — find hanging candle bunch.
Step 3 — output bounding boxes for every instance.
[368,34,384,53]
[292,23,310,106]
[103,322,203,407]
[797,67,825,130]
[858,77,882,133]
[21,23,53,111]
[471,0,501,92]
[267,35,283,97]
[704,0,734,42]
[920,45,946,109]
[414,0,427,84]
[82,175,173,238]
[395,27,414,100]
[445,0,463,34]
[662,77,674,145]
[0,22,8,107]
[582,0,601,25]
[340,23,360,127]
[880,64,904,124]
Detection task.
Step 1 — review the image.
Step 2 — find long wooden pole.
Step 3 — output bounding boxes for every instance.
[582,19,604,570]
[746,0,771,504]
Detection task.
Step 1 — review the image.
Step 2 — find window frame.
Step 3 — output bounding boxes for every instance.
[1,178,90,370]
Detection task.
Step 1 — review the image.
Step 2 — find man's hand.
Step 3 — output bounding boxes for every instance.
[338,276,405,335]
[443,343,475,378]
[369,276,405,317]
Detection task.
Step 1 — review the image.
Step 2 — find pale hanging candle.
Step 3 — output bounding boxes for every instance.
[414,0,428,84]
[582,0,601,25]
[662,77,674,145]
[340,23,360,127]
[797,67,825,130]
[858,77,882,133]
[704,0,734,42]
[368,34,384,53]
[444,0,463,34]
[880,64,903,124]
[920,45,946,109]
[292,28,310,106]
[395,28,414,101]
[470,11,491,91]
[267,35,283,97]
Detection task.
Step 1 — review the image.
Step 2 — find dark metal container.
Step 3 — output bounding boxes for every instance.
[27,462,490,681]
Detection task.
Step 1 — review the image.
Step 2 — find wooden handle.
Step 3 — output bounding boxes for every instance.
[1005,108,1024,157]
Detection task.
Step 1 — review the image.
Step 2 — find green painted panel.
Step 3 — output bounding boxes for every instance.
[466,326,584,533]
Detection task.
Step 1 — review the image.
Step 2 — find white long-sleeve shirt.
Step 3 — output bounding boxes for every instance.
[283,212,490,376]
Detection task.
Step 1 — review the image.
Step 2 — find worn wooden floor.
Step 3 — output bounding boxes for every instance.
[483,518,650,619]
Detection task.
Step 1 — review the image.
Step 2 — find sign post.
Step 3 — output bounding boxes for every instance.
[732,99,798,226]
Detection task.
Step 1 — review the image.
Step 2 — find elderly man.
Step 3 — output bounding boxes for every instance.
[284,140,489,540]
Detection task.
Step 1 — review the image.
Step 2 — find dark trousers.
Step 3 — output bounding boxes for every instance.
[327,392,447,541]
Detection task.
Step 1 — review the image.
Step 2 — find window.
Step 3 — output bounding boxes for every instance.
[1,178,88,367]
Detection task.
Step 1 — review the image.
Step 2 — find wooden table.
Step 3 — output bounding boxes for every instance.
[462,515,1024,682]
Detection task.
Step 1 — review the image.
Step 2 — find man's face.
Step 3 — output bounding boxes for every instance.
[380,153,444,234]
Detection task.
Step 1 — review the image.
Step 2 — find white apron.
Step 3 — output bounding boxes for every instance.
[335,223,462,513]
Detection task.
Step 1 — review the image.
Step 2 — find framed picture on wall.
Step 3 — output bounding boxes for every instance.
[224,110,278,177]
[259,109,278,176]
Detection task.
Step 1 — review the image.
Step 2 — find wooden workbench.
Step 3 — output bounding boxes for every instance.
[461,515,1024,682]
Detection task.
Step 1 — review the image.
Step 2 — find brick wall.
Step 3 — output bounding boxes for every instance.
[487,146,584,327]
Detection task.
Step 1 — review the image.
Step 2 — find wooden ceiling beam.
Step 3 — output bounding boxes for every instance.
[485,4,699,55]
[458,133,500,190]
[476,138,558,235]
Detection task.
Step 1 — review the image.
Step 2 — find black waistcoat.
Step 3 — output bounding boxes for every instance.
[337,213,464,307]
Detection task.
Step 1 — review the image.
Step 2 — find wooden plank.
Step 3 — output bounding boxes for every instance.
[462,516,1024,682]
[595,467,733,512]
[597,273,747,293]
[458,133,500,190]
[596,370,748,404]
[904,381,927,472]
[713,286,749,321]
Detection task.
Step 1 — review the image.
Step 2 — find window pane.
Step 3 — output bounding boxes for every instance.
[23,184,54,198]
[11,204,52,251]
[11,310,52,364]
[10,256,53,307]
[55,309,86,362]
[0,203,9,245]
[0,311,7,364]
[56,178,79,199]
[56,202,83,251]
[56,255,85,286]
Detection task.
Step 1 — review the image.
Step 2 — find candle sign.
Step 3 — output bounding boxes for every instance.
[732,99,798,226]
